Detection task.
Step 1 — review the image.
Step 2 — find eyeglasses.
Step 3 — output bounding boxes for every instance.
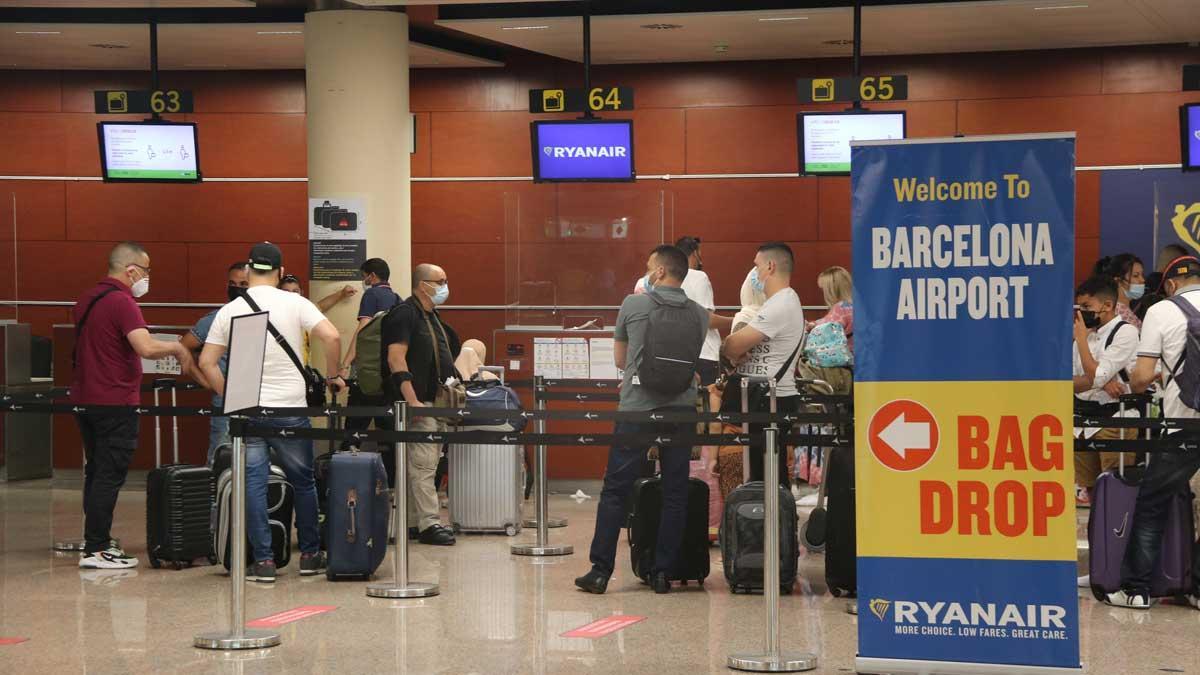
[280,274,300,284]
[424,278,448,287]
[128,263,150,277]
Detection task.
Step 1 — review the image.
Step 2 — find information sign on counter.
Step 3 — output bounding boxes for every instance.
[851,133,1079,675]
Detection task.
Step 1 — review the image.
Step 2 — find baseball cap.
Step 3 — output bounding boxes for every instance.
[1161,255,1200,288]
[249,242,282,271]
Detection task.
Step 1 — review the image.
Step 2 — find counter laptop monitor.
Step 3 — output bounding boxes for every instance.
[797,110,906,176]
[531,119,635,183]
[1182,103,1200,172]
[97,121,202,183]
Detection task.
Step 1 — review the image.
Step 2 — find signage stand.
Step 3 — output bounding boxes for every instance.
[194,311,280,651]
[513,377,573,557]
[728,378,818,673]
[366,401,440,599]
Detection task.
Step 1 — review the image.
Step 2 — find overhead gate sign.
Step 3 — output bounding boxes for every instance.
[851,133,1080,675]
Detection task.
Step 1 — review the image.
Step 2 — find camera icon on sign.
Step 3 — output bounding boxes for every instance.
[543,89,565,112]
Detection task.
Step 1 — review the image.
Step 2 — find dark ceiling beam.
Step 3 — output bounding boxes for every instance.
[438,0,978,20]
[0,7,307,23]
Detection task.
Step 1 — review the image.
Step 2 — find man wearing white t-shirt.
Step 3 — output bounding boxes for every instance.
[199,242,346,584]
[722,242,806,485]
[633,236,733,385]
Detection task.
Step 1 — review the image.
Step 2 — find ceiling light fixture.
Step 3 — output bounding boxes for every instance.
[15,31,61,35]
[759,16,808,22]
[823,39,854,46]
[256,30,302,35]
[502,25,550,31]
[1033,3,1088,9]
[89,43,130,49]
[640,23,683,30]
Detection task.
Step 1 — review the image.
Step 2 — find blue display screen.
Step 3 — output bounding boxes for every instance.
[1185,104,1200,170]
[532,120,634,182]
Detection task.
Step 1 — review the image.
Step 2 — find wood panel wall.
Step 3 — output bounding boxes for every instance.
[0,44,1194,473]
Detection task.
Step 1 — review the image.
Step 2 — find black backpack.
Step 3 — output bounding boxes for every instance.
[636,290,705,395]
[1166,296,1200,411]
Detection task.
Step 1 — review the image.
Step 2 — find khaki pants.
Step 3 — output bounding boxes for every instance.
[408,411,446,531]
[1074,426,1135,489]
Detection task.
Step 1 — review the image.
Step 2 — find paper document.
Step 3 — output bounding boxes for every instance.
[141,333,182,375]
[589,338,620,381]
[534,337,563,379]
[561,337,590,379]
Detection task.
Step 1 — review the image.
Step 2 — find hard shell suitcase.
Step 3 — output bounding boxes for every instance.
[628,476,711,584]
[325,450,390,580]
[449,366,525,536]
[824,444,857,597]
[214,464,293,570]
[146,464,213,569]
[719,481,799,594]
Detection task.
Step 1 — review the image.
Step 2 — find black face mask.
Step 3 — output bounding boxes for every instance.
[1079,309,1102,329]
[227,285,246,302]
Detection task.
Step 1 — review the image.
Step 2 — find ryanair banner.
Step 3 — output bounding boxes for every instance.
[850,134,1079,674]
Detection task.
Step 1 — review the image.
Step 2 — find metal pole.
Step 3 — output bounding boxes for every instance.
[582,2,594,121]
[367,401,438,598]
[149,20,161,120]
[195,427,281,649]
[513,377,572,557]
[728,381,816,672]
[851,0,863,110]
[524,379,566,529]
[171,386,179,464]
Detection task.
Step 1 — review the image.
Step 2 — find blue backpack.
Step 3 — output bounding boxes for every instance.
[463,379,526,432]
[802,321,853,368]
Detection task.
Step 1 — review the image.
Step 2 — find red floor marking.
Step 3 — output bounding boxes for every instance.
[0,637,29,646]
[561,615,646,639]
[247,605,337,628]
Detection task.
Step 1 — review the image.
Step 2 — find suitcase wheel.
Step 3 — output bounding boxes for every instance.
[830,587,843,598]
[505,525,519,537]
[1090,585,1107,602]
[173,561,185,571]
[207,554,218,566]
[452,524,462,535]
[149,557,161,569]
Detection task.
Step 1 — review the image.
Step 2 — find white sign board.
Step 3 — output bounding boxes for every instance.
[140,333,182,375]
[222,311,269,415]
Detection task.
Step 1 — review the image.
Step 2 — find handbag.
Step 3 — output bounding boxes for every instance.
[242,293,326,407]
[721,338,804,413]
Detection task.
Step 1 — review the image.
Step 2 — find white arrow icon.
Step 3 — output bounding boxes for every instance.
[877,413,932,459]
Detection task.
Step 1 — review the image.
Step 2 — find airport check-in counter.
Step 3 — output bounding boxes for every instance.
[0,322,53,481]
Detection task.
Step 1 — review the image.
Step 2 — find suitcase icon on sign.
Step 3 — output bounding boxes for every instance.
[812,79,834,102]
[543,89,565,112]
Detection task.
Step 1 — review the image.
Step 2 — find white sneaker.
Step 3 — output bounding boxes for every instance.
[79,547,139,570]
[1104,589,1150,609]
[1185,594,1200,610]
[1077,574,1090,588]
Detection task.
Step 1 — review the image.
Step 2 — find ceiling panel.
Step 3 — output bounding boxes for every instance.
[0,21,502,69]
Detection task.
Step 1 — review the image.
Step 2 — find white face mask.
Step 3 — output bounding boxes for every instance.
[131,276,149,298]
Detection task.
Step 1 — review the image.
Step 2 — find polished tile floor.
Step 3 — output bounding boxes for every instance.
[0,481,1198,674]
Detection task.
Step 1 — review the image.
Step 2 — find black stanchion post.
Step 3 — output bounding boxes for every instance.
[367,401,439,598]
[512,376,573,557]
[729,379,816,672]
[195,417,281,650]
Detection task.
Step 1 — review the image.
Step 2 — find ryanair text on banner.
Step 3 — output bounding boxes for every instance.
[851,133,1079,673]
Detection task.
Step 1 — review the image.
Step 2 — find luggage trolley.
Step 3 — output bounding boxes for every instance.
[448,366,525,537]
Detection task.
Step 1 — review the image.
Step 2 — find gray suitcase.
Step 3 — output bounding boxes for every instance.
[448,366,524,536]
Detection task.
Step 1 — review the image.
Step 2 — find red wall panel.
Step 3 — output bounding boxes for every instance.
[58,70,306,114]
[431,110,534,177]
[189,113,307,178]
[673,177,819,243]
[411,242,506,305]
[1076,170,1100,239]
[17,240,190,301]
[0,179,66,241]
[412,111,432,178]
[818,177,851,242]
[0,113,72,175]
[684,105,800,175]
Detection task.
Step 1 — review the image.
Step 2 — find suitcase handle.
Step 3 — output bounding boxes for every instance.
[346,489,358,544]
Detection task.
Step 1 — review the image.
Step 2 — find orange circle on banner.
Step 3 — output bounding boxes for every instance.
[868,399,940,472]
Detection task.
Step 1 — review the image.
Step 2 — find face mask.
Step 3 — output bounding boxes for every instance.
[227,285,245,302]
[1079,309,1101,329]
[426,281,449,306]
[362,278,373,292]
[749,268,765,293]
[1126,283,1145,300]
[131,276,149,298]
[643,271,660,294]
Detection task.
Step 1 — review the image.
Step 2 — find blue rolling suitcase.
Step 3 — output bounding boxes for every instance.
[325,451,390,580]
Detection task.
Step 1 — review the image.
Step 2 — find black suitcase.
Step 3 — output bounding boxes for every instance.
[146,464,214,569]
[720,480,799,594]
[213,462,294,570]
[314,450,334,550]
[824,445,857,597]
[628,476,710,585]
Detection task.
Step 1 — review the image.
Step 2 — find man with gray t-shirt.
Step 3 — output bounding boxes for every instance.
[575,245,709,596]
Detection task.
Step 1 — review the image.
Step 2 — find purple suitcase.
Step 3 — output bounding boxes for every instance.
[1088,467,1194,600]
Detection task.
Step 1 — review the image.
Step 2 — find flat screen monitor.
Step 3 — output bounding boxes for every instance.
[1182,103,1200,172]
[797,111,906,175]
[531,119,634,182]
[97,121,201,182]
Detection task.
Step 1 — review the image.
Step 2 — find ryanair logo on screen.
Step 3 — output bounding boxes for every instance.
[542,145,628,159]
[867,598,1070,640]
[1173,202,1200,255]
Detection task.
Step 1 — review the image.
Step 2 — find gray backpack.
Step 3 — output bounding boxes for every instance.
[1166,295,1200,411]
[636,291,705,395]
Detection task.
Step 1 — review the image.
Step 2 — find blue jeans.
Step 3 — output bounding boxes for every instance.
[588,408,692,578]
[207,415,230,466]
[245,417,319,563]
[1120,433,1200,595]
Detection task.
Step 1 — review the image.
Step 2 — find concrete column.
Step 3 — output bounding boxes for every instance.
[305,10,410,373]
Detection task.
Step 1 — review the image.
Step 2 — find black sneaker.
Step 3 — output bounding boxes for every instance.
[651,571,671,595]
[574,568,610,594]
[248,560,277,583]
[299,551,327,576]
[417,524,456,546]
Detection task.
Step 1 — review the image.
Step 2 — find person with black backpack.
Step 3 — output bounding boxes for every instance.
[1107,255,1200,609]
[575,245,709,596]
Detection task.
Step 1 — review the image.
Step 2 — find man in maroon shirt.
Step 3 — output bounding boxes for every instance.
[71,242,195,569]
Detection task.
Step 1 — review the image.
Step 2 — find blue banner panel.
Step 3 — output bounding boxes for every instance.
[858,557,1079,668]
[1098,169,1200,266]
[851,137,1076,383]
